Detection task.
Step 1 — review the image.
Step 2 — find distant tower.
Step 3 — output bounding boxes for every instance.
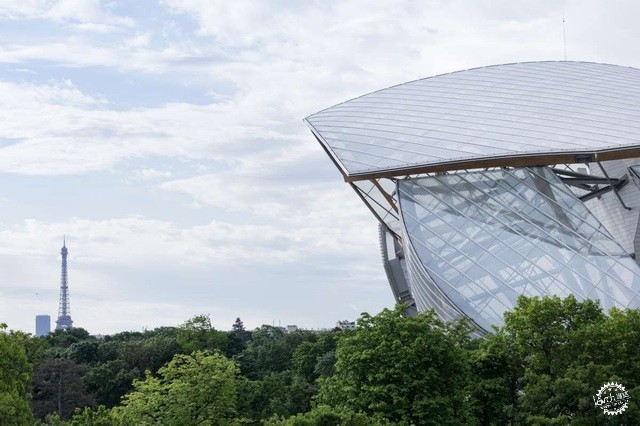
[35,315,51,337]
[55,236,73,330]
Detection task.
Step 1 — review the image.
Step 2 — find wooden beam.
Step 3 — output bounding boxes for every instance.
[342,146,640,182]
[371,179,399,213]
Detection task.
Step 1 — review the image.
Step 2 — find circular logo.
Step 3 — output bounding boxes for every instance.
[593,382,630,415]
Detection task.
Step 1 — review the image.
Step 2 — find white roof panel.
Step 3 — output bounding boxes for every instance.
[305,61,640,180]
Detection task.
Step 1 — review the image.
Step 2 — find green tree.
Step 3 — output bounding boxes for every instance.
[65,340,100,365]
[106,331,144,342]
[95,340,120,363]
[115,350,239,425]
[292,332,338,382]
[69,405,121,426]
[32,359,95,420]
[0,323,33,425]
[504,295,605,376]
[44,328,93,349]
[470,295,640,424]
[317,305,473,425]
[237,371,314,422]
[119,336,181,374]
[232,318,246,335]
[466,330,521,425]
[264,405,386,426]
[227,317,250,357]
[83,360,137,408]
[237,326,314,380]
[9,330,50,370]
[597,307,640,385]
[177,315,227,354]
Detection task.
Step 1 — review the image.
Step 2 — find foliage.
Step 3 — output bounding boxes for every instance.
[68,406,122,425]
[177,314,228,355]
[228,317,251,357]
[44,328,93,349]
[64,340,100,365]
[237,371,315,422]
[83,360,137,408]
[0,323,33,425]
[32,359,95,420]
[114,350,239,425]
[465,329,521,425]
[317,305,472,425]
[10,330,50,369]
[237,326,315,380]
[292,332,338,382]
[264,405,386,426]
[4,297,640,424]
[468,295,640,424]
[118,335,180,374]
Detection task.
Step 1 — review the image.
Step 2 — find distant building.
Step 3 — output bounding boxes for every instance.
[286,325,299,333]
[335,320,356,330]
[35,315,51,337]
[56,237,73,330]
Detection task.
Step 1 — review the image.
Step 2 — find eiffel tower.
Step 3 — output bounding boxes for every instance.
[55,236,73,330]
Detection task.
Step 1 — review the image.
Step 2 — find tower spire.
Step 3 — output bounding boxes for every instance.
[56,237,73,330]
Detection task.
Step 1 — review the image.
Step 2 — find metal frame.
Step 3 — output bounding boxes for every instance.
[397,167,640,332]
[551,167,631,208]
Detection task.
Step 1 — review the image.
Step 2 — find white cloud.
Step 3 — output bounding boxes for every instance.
[0,217,302,266]
[130,168,174,181]
[0,0,134,30]
[0,78,304,175]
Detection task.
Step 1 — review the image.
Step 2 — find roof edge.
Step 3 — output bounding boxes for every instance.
[304,118,350,179]
[343,146,640,182]
[304,60,639,122]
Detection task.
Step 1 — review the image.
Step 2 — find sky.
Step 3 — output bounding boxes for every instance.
[1,0,640,334]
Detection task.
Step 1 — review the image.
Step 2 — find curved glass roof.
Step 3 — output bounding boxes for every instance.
[305,61,640,180]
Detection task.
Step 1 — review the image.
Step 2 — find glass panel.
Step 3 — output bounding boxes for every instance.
[307,62,640,176]
[399,166,640,331]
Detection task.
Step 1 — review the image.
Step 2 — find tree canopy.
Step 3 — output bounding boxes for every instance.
[0,324,33,425]
[2,297,640,424]
[114,351,238,424]
[317,305,473,425]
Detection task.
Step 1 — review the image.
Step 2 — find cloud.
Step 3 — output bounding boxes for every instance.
[0,78,304,175]
[130,168,174,181]
[0,217,304,266]
[0,0,134,30]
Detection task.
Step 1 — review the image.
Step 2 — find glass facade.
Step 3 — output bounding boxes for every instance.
[398,167,640,331]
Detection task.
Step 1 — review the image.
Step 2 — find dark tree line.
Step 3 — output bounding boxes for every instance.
[1,296,640,425]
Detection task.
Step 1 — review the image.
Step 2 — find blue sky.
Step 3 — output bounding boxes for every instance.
[1,0,639,334]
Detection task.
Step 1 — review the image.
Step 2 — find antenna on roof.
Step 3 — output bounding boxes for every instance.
[562,13,567,61]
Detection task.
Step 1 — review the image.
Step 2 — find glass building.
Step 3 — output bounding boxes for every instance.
[35,315,51,337]
[305,61,640,333]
